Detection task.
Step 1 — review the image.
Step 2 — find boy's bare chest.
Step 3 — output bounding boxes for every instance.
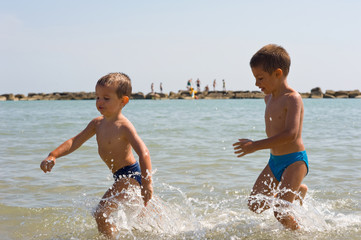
[96,124,125,147]
[265,103,286,121]
[265,101,287,133]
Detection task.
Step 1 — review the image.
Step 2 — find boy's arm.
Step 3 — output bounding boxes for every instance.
[123,123,153,206]
[234,94,302,157]
[40,119,97,173]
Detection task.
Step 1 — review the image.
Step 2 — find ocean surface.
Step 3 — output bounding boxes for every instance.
[0,99,360,240]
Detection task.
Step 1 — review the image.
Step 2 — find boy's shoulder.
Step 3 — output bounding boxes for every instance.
[285,88,302,100]
[115,115,138,138]
[266,88,302,105]
[91,116,104,124]
[114,115,136,130]
[283,88,303,108]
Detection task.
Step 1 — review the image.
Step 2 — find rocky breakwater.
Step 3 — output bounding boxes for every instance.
[0,92,96,101]
[300,88,361,99]
[1,88,360,101]
[146,90,265,100]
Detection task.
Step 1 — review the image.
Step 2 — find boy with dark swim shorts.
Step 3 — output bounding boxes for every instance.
[233,44,308,230]
[40,73,153,238]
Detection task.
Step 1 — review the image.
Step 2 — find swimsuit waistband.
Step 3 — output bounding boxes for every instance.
[270,150,307,160]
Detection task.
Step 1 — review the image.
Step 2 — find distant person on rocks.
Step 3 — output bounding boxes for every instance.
[196,78,201,92]
[213,79,216,91]
[187,79,192,90]
[222,79,226,92]
[160,82,163,93]
[233,44,309,230]
[204,85,209,92]
[151,83,154,93]
[40,73,153,238]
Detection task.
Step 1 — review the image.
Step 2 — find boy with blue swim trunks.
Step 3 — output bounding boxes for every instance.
[233,44,309,230]
[40,73,153,238]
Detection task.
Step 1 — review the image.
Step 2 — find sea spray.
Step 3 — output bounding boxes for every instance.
[8,182,359,239]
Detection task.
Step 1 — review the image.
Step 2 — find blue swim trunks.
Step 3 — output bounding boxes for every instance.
[113,162,142,186]
[268,151,309,182]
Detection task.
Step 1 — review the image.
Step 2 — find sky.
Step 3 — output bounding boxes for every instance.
[1,0,361,95]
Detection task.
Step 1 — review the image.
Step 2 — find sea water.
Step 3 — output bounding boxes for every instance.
[0,99,360,239]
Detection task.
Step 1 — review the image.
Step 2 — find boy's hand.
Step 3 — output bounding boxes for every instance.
[233,139,255,157]
[40,157,56,173]
[141,180,153,207]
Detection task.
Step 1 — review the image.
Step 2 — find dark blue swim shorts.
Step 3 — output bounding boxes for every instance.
[268,151,309,182]
[113,162,142,185]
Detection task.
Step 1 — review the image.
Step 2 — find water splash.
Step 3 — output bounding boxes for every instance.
[20,182,360,239]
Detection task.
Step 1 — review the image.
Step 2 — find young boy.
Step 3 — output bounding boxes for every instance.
[40,73,153,237]
[233,44,309,230]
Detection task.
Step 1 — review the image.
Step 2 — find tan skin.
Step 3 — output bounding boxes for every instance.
[233,66,308,230]
[40,84,153,238]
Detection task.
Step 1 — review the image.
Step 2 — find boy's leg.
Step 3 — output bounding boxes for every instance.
[94,178,140,237]
[248,164,279,213]
[295,184,308,205]
[274,161,308,230]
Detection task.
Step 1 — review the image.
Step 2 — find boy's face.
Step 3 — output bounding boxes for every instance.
[95,84,127,117]
[251,66,281,95]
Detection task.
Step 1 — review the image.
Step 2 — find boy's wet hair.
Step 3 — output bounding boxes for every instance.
[250,44,291,77]
[97,73,132,98]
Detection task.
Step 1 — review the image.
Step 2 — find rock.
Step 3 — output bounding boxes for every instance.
[336,95,349,99]
[311,87,322,94]
[179,96,194,100]
[48,93,61,100]
[15,94,26,99]
[204,91,227,99]
[310,87,323,98]
[348,90,360,98]
[299,93,311,98]
[234,91,251,99]
[233,91,264,99]
[169,91,181,99]
[0,96,7,101]
[145,92,160,99]
[324,94,335,99]
[335,91,349,97]
[178,90,192,99]
[252,91,265,99]
[157,93,168,99]
[131,92,145,99]
[325,90,336,96]
[310,94,323,99]
[1,94,15,100]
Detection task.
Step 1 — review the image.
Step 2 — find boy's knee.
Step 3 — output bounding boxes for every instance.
[93,207,116,236]
[299,184,308,192]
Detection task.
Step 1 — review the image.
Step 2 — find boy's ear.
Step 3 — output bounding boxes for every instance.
[122,96,129,105]
[275,68,283,78]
